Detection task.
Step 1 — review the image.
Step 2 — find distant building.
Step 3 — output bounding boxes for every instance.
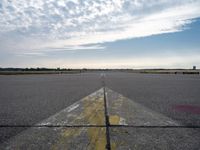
[193,66,196,70]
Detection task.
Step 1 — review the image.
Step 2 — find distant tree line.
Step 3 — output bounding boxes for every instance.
[0,68,75,71]
[0,68,135,72]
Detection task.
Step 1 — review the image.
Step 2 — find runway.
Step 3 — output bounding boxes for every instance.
[0,72,200,149]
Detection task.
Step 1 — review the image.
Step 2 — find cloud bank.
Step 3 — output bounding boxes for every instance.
[2,52,200,69]
[0,0,200,52]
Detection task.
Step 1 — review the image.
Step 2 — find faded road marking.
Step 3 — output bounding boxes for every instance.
[67,104,79,112]
[106,88,179,126]
[1,87,183,150]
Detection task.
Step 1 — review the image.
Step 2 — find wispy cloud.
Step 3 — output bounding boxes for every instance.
[0,0,200,52]
[16,52,46,57]
[39,44,106,51]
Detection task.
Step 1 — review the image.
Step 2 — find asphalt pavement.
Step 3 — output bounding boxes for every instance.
[0,72,200,149]
[0,73,102,143]
[105,72,200,126]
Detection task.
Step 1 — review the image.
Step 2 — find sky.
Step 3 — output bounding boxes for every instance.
[0,0,200,69]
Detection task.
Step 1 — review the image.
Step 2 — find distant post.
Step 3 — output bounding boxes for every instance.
[193,66,196,70]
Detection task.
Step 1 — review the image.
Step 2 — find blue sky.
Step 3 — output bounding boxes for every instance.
[0,0,200,68]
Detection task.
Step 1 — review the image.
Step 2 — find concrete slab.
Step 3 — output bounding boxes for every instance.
[110,127,200,150]
[38,88,105,126]
[1,127,106,150]
[106,88,179,126]
[1,87,198,150]
[1,88,108,149]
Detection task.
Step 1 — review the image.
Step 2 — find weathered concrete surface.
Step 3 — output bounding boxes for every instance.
[106,88,179,126]
[2,127,106,150]
[110,127,200,150]
[38,88,105,126]
[1,88,106,150]
[106,72,200,126]
[1,86,199,150]
[0,73,102,143]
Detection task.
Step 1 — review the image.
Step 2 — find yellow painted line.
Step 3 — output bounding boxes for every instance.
[37,88,106,126]
[106,87,179,126]
[2,87,132,149]
[88,127,106,150]
[109,115,120,125]
[82,96,105,125]
[52,128,82,150]
[51,127,107,150]
[50,89,107,149]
